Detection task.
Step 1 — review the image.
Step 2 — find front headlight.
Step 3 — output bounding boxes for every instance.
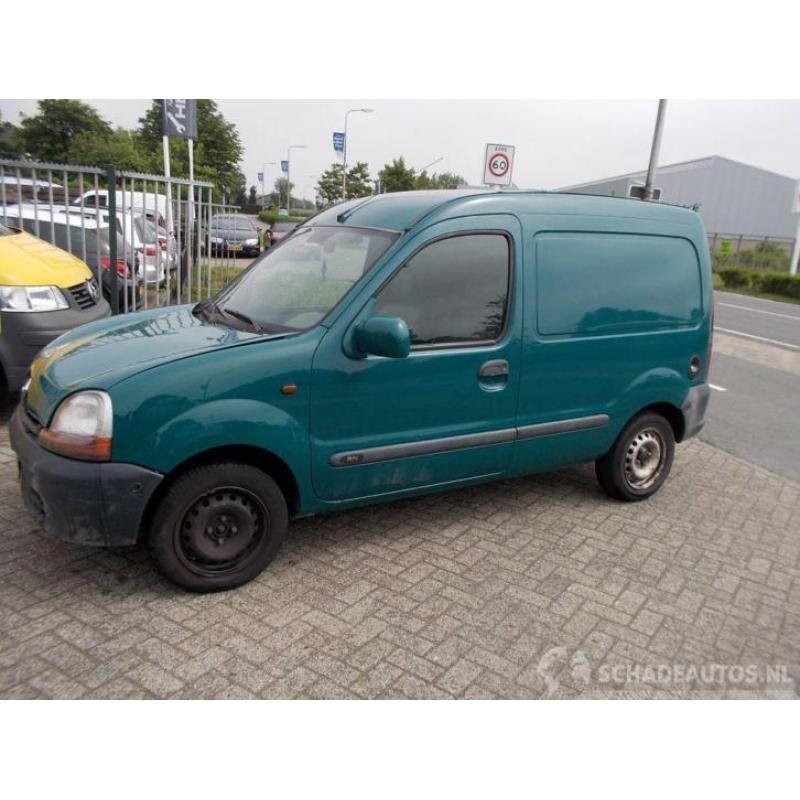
[244,238,258,246]
[38,390,113,461]
[210,237,223,244]
[0,285,69,312]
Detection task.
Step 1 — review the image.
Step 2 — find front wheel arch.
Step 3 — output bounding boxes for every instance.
[138,444,300,544]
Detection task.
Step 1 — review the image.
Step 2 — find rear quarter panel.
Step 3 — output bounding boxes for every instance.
[512,207,711,475]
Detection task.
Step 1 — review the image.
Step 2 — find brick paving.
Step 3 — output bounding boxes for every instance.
[0,408,798,698]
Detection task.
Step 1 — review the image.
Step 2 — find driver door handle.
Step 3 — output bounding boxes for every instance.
[478,359,509,379]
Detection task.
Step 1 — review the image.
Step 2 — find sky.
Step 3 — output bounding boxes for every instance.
[1,99,799,199]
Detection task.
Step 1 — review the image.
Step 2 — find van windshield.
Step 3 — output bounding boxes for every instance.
[200,225,398,333]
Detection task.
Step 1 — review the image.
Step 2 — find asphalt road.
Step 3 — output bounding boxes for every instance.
[702,291,800,482]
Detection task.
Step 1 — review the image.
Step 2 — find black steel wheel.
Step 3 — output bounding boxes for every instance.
[147,463,287,592]
[595,411,675,502]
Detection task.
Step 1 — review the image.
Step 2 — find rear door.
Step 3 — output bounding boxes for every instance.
[310,215,523,502]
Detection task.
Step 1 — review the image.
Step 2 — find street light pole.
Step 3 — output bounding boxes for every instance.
[643,99,668,202]
[342,108,374,201]
[261,161,276,209]
[286,145,307,214]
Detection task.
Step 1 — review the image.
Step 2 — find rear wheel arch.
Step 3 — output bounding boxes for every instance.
[639,402,686,443]
[139,444,301,543]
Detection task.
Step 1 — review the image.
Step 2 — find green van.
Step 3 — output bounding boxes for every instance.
[10,190,712,592]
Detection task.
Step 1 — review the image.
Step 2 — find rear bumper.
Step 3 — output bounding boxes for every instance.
[682,382,711,440]
[9,406,163,547]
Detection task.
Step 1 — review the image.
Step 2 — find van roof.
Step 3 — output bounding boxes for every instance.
[307,189,700,233]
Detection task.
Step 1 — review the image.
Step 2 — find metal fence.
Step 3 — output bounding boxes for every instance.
[0,158,248,314]
[707,233,796,271]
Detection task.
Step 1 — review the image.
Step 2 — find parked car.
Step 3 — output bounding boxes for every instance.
[0,220,110,391]
[0,176,64,205]
[209,214,261,257]
[76,207,170,286]
[73,189,172,233]
[11,190,712,592]
[1,204,140,311]
[269,221,296,246]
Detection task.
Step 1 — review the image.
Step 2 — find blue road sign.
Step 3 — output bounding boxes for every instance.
[333,132,345,154]
[281,160,289,173]
[257,172,263,182]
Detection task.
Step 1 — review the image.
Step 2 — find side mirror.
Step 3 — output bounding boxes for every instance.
[354,316,411,359]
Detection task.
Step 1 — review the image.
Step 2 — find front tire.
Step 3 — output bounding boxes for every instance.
[595,412,675,502]
[147,463,288,592]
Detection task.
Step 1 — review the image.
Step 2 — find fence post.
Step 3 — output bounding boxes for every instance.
[106,164,119,314]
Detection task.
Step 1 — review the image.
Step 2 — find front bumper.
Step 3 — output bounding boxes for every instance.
[0,300,111,391]
[682,382,711,440]
[9,406,163,547]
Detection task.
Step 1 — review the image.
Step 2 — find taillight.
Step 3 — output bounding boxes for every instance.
[100,257,129,278]
[136,244,158,257]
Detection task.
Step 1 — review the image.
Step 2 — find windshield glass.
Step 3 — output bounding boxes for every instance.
[212,216,254,231]
[207,225,397,333]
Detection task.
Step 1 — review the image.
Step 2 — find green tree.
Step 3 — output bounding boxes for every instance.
[0,112,23,158]
[248,185,257,206]
[19,99,112,163]
[416,170,466,190]
[316,161,373,205]
[68,128,148,171]
[274,177,295,208]
[138,100,245,197]
[378,157,416,193]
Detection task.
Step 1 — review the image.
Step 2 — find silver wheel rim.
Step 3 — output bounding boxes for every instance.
[624,428,665,490]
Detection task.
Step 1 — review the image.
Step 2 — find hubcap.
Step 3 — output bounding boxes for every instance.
[624,428,665,490]
[175,486,269,576]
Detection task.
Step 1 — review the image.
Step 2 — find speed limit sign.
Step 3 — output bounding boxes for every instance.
[483,143,515,186]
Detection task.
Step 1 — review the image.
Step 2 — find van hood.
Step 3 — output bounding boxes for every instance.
[26,304,269,423]
[0,229,92,288]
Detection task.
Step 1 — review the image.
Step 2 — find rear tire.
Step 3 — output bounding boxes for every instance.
[595,412,675,502]
[147,463,287,592]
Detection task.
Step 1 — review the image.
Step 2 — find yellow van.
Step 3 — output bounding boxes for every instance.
[0,222,110,391]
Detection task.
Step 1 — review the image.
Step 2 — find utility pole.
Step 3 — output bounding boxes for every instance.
[342,108,373,201]
[643,99,667,202]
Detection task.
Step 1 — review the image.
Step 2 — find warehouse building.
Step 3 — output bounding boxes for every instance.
[559,155,798,245]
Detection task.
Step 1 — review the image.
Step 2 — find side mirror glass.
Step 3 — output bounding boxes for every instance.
[354,316,410,359]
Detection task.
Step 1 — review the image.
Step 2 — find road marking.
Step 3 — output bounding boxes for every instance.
[715,326,800,352]
[709,383,727,392]
[717,302,800,321]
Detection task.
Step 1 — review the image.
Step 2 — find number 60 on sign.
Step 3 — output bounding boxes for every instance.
[483,143,515,187]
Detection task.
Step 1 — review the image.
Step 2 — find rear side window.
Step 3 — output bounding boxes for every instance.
[535,233,702,336]
[374,233,510,347]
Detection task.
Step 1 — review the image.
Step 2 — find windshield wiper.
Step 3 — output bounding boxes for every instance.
[193,298,221,322]
[222,306,265,334]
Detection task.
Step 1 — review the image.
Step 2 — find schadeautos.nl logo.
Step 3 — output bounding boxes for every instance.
[535,646,795,697]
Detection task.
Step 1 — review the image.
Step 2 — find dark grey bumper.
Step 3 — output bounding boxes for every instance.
[9,406,162,547]
[0,300,111,391]
[682,382,711,440]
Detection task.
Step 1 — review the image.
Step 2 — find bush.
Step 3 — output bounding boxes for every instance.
[751,271,800,299]
[717,267,750,288]
[717,266,800,299]
[257,210,309,226]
